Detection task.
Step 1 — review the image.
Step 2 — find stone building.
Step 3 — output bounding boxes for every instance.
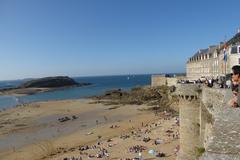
[186,34,240,80]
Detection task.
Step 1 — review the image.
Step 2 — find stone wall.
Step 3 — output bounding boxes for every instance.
[151,75,167,86]
[200,87,240,160]
[167,77,178,86]
[175,84,240,160]
[151,75,178,87]
[175,84,201,160]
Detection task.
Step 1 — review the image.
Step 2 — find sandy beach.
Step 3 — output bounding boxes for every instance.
[0,98,179,160]
[0,87,52,96]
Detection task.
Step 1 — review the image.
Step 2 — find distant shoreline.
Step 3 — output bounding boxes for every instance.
[0,75,151,109]
[0,75,92,96]
[0,83,92,97]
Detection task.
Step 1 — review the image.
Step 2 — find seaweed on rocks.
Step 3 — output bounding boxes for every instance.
[92,86,179,115]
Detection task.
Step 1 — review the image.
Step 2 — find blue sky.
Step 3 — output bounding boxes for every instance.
[0,0,240,80]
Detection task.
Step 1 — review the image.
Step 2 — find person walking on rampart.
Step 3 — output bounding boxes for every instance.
[229,65,240,108]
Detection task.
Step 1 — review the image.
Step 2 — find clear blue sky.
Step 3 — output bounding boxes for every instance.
[0,0,240,80]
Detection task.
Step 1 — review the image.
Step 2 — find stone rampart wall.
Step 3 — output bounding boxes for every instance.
[200,87,240,160]
[176,84,240,160]
[151,75,177,87]
[151,75,166,86]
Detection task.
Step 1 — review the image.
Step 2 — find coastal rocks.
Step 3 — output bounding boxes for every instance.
[94,86,168,103]
[104,89,125,97]
[92,86,178,115]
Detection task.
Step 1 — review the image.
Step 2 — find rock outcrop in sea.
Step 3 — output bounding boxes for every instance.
[0,76,91,96]
[19,76,84,88]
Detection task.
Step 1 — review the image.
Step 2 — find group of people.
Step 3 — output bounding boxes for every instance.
[228,65,240,108]
[203,78,216,88]
[202,77,227,88]
[178,77,225,88]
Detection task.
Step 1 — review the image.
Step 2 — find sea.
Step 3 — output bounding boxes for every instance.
[0,75,152,109]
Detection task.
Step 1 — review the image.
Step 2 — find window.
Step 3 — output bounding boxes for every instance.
[209,53,212,58]
[231,46,238,54]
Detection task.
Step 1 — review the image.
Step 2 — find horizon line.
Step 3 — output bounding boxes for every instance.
[0,72,186,81]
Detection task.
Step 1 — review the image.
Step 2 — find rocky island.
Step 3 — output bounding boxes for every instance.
[0,76,91,96]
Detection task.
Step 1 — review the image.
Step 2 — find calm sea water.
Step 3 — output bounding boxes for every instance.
[0,75,151,109]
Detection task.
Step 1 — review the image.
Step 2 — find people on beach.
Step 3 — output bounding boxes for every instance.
[229,65,240,108]
[104,115,108,122]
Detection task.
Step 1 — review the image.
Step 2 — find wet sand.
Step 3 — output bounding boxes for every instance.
[0,87,52,96]
[0,99,179,160]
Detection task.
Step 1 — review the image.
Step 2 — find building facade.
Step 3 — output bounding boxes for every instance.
[186,44,240,80]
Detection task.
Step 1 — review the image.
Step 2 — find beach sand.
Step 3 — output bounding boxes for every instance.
[0,99,179,160]
[0,87,52,96]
